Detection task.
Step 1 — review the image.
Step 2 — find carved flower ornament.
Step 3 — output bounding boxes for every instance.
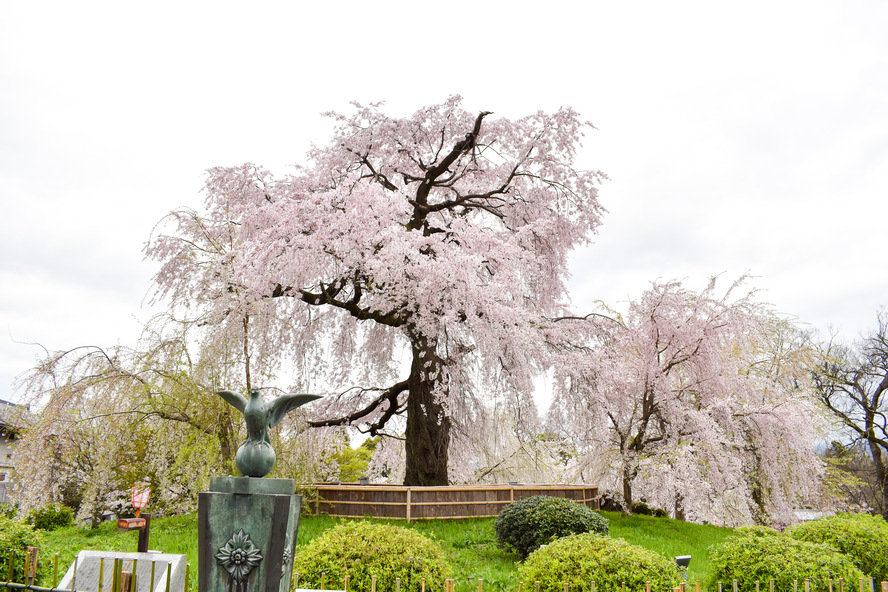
[215,530,263,583]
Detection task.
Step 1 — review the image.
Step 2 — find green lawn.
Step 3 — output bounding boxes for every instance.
[37,511,736,592]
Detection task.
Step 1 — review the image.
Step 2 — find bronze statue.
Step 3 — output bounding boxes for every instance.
[217,388,322,478]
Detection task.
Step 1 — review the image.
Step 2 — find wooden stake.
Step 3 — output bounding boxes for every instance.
[99,558,105,592]
[371,575,377,592]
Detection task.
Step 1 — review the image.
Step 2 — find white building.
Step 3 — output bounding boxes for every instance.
[0,399,28,504]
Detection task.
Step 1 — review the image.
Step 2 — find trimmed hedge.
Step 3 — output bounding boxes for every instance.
[519,533,679,592]
[708,526,864,590]
[495,496,608,559]
[0,517,45,583]
[790,513,888,582]
[291,522,451,592]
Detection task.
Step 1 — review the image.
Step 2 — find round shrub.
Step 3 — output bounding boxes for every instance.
[519,533,679,592]
[709,527,864,590]
[0,516,46,583]
[27,504,74,531]
[495,496,608,559]
[631,502,653,516]
[291,522,451,592]
[790,513,888,581]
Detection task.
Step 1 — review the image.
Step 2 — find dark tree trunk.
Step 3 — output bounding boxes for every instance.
[404,337,451,486]
[622,466,634,514]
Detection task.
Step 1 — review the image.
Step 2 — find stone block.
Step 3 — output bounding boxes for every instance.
[59,550,187,592]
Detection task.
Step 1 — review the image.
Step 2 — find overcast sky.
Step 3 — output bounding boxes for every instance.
[2,1,886,399]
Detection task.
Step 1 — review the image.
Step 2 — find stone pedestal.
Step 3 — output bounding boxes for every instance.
[198,477,301,592]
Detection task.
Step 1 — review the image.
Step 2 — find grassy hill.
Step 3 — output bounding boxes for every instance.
[38,511,736,592]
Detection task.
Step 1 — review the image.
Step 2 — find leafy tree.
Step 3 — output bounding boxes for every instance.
[811,310,888,519]
[146,96,605,485]
[334,437,377,482]
[547,277,825,526]
[820,441,883,513]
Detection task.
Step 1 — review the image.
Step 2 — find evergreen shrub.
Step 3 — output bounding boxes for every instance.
[291,521,451,592]
[790,513,888,582]
[709,526,864,590]
[495,495,609,559]
[26,504,74,531]
[631,502,653,515]
[519,533,679,592]
[0,516,45,582]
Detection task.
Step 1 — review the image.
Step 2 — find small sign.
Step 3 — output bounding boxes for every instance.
[131,484,151,509]
[117,517,147,531]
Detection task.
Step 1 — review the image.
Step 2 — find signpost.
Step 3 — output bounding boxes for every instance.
[118,483,152,552]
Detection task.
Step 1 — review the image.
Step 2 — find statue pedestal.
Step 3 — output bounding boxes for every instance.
[198,477,301,592]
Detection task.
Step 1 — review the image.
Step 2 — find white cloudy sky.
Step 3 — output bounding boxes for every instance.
[2,1,886,398]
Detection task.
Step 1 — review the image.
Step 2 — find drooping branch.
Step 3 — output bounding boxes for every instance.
[309,380,409,436]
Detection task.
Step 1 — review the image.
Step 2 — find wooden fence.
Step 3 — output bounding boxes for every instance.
[312,483,599,520]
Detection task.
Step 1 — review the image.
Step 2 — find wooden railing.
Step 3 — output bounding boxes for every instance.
[313,483,599,521]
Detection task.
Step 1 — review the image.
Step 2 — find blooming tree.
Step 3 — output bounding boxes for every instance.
[15,319,339,521]
[146,96,605,485]
[547,277,825,526]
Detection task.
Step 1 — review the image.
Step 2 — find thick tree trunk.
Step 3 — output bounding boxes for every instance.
[622,466,634,514]
[404,337,451,486]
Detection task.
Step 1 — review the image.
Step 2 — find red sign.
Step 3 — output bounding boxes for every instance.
[131,484,151,509]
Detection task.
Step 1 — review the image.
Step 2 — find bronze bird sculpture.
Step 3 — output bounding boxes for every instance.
[217,388,322,478]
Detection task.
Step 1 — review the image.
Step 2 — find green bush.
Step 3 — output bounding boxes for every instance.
[652,508,668,518]
[790,513,888,581]
[0,504,18,520]
[519,533,679,592]
[291,521,452,592]
[709,527,864,590]
[495,496,608,559]
[26,504,74,531]
[631,502,653,516]
[0,516,45,583]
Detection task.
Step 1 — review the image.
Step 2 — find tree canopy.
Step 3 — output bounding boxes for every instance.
[146,96,606,485]
[547,277,825,526]
[811,310,888,519]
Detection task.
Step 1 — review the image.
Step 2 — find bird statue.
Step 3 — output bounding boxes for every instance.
[217,388,323,478]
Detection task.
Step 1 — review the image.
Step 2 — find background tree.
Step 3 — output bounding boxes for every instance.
[820,441,883,514]
[14,317,338,522]
[547,277,825,526]
[146,96,605,485]
[811,310,888,519]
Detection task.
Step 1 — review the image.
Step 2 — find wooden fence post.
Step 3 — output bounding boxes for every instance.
[406,489,412,522]
[25,547,38,586]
